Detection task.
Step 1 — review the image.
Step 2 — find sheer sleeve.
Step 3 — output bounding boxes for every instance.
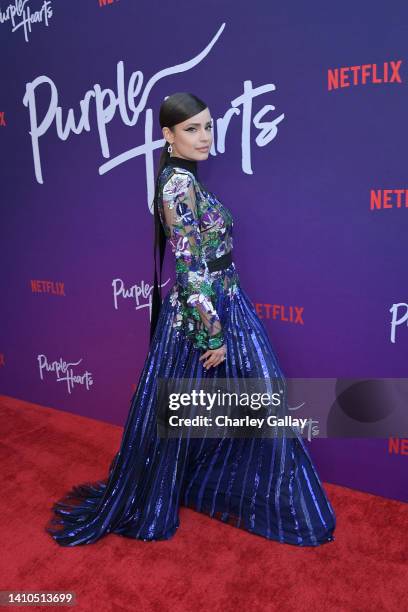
[159,171,224,351]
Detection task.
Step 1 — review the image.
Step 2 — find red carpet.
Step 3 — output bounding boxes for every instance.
[0,394,406,612]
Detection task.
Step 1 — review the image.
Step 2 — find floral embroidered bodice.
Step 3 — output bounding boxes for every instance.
[157,160,240,350]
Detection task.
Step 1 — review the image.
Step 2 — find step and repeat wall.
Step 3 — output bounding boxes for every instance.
[1,1,407,502]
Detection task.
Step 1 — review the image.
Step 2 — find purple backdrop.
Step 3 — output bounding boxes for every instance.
[1,1,407,502]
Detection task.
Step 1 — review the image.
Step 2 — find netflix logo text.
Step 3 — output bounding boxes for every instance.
[31,280,65,296]
[253,303,304,324]
[328,60,402,90]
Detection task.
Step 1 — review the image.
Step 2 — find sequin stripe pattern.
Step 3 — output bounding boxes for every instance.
[45,284,336,546]
[157,166,237,350]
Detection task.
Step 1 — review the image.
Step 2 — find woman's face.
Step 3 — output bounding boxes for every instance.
[163,107,213,161]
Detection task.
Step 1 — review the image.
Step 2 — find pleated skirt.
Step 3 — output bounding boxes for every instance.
[46,270,336,547]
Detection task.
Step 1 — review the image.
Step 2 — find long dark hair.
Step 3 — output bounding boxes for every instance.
[150,92,208,344]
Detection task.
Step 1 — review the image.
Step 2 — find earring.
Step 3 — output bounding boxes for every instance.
[167,143,173,154]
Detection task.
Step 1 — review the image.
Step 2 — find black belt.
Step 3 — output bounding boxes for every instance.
[206,249,233,273]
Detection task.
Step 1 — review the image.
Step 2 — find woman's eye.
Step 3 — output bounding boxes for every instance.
[186,125,213,132]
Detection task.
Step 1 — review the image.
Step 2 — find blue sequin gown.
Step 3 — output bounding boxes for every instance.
[46,157,336,547]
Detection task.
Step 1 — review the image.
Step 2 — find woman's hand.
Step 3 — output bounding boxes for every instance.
[199,344,227,370]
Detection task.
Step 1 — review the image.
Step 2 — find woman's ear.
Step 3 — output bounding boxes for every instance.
[162,126,172,143]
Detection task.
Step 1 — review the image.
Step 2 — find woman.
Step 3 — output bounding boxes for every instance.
[46,92,336,547]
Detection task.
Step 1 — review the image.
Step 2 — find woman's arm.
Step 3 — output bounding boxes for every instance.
[160,170,224,350]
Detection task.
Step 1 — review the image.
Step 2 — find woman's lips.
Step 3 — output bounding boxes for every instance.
[197,147,209,151]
